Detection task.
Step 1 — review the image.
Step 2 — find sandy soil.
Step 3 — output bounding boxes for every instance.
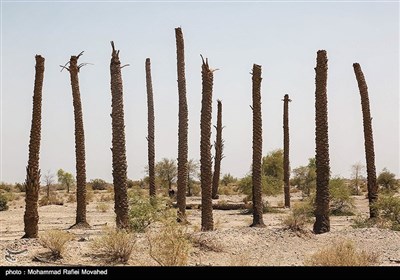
[1,190,399,266]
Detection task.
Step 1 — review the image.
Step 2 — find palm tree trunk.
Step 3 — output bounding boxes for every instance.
[175,27,188,221]
[146,58,156,198]
[66,53,90,228]
[313,50,330,234]
[353,63,378,218]
[200,56,214,231]
[283,94,291,208]
[23,55,45,238]
[251,64,265,228]
[212,100,223,199]
[110,41,129,229]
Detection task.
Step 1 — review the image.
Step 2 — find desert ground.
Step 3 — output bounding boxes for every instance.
[1,189,399,266]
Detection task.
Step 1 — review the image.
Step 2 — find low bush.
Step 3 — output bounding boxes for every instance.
[39,230,73,259]
[0,194,9,211]
[305,240,379,266]
[129,194,171,233]
[148,218,191,266]
[372,195,400,230]
[39,193,63,206]
[89,179,108,191]
[329,178,355,216]
[282,202,313,234]
[90,228,135,263]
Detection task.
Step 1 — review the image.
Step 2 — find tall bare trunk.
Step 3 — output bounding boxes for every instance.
[175,27,188,221]
[283,94,291,208]
[110,41,129,229]
[353,63,378,218]
[23,55,44,238]
[67,53,89,228]
[212,100,223,199]
[146,58,156,198]
[200,56,214,231]
[251,64,265,228]
[313,50,330,234]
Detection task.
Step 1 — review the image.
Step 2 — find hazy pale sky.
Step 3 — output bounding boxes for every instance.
[1,1,399,184]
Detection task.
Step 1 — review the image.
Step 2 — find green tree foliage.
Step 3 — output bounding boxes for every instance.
[57,169,76,193]
[221,173,237,186]
[262,149,284,180]
[239,174,282,199]
[291,158,316,196]
[155,158,177,189]
[377,168,398,191]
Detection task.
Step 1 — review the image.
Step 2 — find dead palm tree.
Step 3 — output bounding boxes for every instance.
[175,27,188,221]
[146,58,156,198]
[60,52,90,228]
[212,100,224,199]
[283,94,291,208]
[110,41,129,229]
[353,63,378,218]
[313,50,330,234]
[23,55,45,238]
[200,55,214,231]
[251,64,265,228]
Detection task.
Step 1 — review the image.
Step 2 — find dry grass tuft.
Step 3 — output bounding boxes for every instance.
[39,230,73,259]
[90,228,135,263]
[305,240,379,266]
[147,218,192,266]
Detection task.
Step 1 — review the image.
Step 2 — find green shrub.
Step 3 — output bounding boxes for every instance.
[329,178,355,216]
[15,183,25,192]
[238,174,282,200]
[90,179,108,190]
[0,194,9,211]
[0,183,12,192]
[129,193,171,232]
[282,202,313,234]
[221,173,237,186]
[372,195,400,230]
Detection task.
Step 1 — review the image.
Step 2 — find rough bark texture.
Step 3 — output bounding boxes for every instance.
[200,56,214,231]
[23,55,44,238]
[353,63,378,218]
[251,64,265,228]
[313,50,330,234]
[212,100,223,199]
[110,42,129,229]
[68,54,89,228]
[146,58,156,198]
[283,94,291,208]
[175,27,188,221]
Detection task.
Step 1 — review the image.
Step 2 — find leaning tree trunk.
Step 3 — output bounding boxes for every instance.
[283,94,291,208]
[353,63,378,218]
[251,64,265,228]
[110,41,129,229]
[175,27,188,221]
[67,53,89,228]
[200,56,214,231]
[146,58,156,198]
[313,50,330,234]
[23,55,45,238]
[212,100,224,199]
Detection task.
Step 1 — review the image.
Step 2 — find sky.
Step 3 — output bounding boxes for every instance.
[1,0,399,184]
